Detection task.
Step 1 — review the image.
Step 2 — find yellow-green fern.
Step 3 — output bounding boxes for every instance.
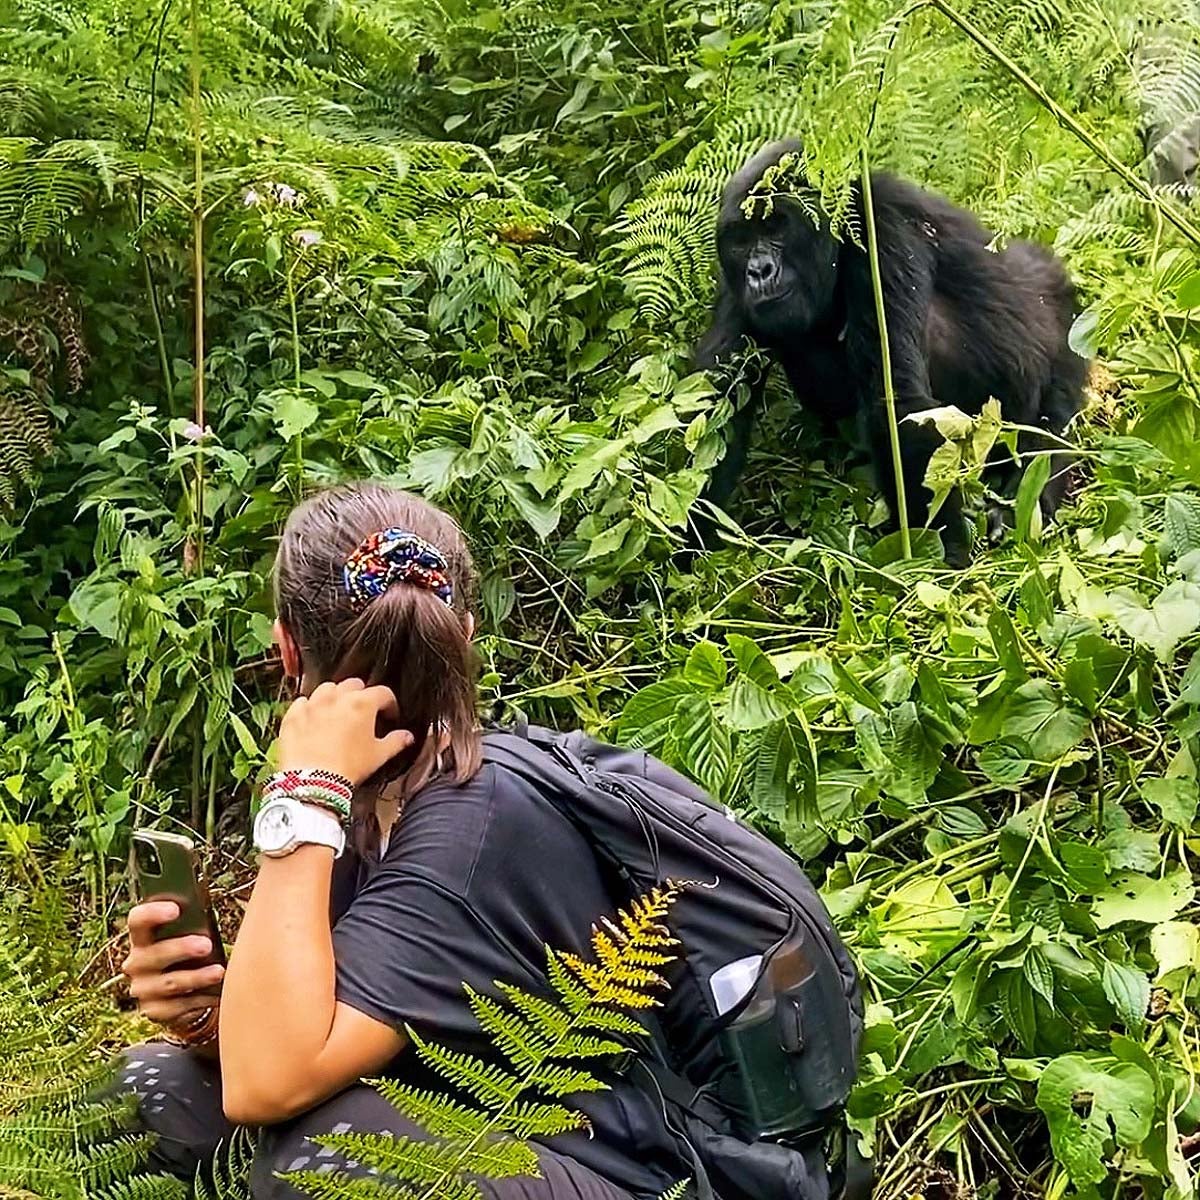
[288,882,687,1200]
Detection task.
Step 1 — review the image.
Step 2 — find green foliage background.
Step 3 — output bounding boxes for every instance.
[4,0,1200,1196]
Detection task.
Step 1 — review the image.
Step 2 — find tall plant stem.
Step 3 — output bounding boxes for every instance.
[189,0,207,836]
[286,262,304,494]
[860,150,911,559]
[190,0,206,573]
[924,0,1200,250]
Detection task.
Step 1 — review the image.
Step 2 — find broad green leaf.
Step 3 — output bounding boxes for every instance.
[1024,947,1055,1005]
[751,714,817,823]
[727,635,783,691]
[726,676,796,731]
[1150,921,1200,979]
[1166,493,1200,557]
[671,695,730,795]
[684,641,726,691]
[273,389,320,439]
[1000,680,1088,761]
[68,579,122,640]
[856,702,943,803]
[229,713,259,759]
[976,737,1034,785]
[1062,657,1097,714]
[1001,971,1038,1050]
[1092,870,1195,929]
[1037,1055,1155,1186]
[578,518,631,563]
[987,608,1028,682]
[1109,580,1200,660]
[618,680,692,751]
[1178,270,1200,309]
[1101,960,1149,1036]
[499,476,561,540]
[1140,776,1198,828]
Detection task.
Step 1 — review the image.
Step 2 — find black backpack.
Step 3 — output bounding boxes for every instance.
[483,723,868,1200]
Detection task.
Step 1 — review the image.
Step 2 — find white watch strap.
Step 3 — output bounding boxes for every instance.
[256,797,346,858]
[293,802,345,856]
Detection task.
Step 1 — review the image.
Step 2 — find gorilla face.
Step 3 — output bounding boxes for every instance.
[714,140,840,342]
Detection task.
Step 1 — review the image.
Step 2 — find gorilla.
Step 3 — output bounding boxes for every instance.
[693,140,1087,562]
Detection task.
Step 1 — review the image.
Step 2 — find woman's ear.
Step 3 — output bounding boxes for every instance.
[274,619,303,681]
[464,612,475,640]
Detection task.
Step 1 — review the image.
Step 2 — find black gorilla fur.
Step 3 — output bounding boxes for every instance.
[694,140,1087,561]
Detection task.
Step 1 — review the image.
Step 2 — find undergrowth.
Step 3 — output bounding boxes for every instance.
[3,0,1200,1197]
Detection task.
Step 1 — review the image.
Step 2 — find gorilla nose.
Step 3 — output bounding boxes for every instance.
[746,254,780,290]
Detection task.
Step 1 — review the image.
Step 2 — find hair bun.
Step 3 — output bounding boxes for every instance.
[343,527,454,610]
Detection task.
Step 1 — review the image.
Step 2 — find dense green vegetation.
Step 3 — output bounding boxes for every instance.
[4,0,1200,1195]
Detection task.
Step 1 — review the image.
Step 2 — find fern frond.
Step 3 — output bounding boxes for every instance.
[407,1033,524,1109]
[295,885,686,1200]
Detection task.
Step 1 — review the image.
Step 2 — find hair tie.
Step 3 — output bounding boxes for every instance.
[343,528,454,610]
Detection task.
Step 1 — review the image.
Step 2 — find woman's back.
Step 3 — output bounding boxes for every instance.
[331,759,687,1198]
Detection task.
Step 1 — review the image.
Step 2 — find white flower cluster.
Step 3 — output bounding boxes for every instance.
[242,182,307,209]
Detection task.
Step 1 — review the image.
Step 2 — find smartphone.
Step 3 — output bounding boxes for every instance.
[130,831,226,985]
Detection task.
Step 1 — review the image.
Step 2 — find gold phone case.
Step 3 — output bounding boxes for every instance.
[131,830,226,969]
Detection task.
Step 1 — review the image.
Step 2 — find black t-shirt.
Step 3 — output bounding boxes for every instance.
[329,761,688,1198]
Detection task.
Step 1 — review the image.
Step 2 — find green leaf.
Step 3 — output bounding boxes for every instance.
[500,476,561,540]
[727,635,783,690]
[68,579,122,640]
[1024,947,1055,1005]
[987,608,1028,682]
[1178,270,1200,309]
[1037,1054,1155,1186]
[578,518,631,563]
[1150,921,1200,979]
[752,714,817,822]
[1166,493,1200,557]
[1001,972,1038,1050]
[856,702,943,803]
[229,713,259,759]
[976,737,1034,786]
[1000,680,1088,761]
[1092,870,1195,929]
[1109,580,1200,661]
[618,680,692,751]
[683,641,726,691]
[274,389,320,440]
[672,695,730,794]
[554,79,594,125]
[1101,960,1149,1036]
[1015,453,1051,543]
[1140,776,1198,828]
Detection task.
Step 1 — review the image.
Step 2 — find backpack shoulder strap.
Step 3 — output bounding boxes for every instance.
[483,729,647,889]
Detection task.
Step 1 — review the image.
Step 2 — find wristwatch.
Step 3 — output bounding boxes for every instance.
[253,796,346,859]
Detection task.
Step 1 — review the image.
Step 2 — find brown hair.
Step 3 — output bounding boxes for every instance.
[274,482,482,814]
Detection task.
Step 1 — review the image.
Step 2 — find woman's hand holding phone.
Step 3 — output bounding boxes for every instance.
[122,901,226,1026]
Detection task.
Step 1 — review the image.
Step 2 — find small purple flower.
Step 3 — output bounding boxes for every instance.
[183,421,212,443]
[293,228,322,248]
[273,183,300,207]
[242,188,261,207]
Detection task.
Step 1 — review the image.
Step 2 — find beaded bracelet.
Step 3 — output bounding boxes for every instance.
[262,769,354,823]
[263,768,354,800]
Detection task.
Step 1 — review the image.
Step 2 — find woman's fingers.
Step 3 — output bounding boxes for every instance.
[359,685,401,722]
[126,901,182,948]
[129,962,225,1002]
[139,995,221,1025]
[122,933,213,976]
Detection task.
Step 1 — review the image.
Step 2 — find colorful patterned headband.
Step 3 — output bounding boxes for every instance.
[343,528,454,610]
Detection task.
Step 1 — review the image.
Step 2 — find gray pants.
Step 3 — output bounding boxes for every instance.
[120,1042,636,1200]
